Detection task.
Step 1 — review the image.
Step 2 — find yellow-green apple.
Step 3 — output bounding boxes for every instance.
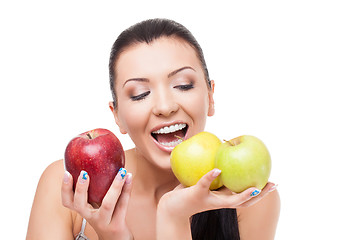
[215,135,271,193]
[170,131,223,190]
[64,128,125,207]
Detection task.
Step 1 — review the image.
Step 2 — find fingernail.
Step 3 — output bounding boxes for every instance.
[250,189,261,197]
[269,184,278,192]
[79,170,88,184]
[125,173,132,184]
[64,171,71,184]
[212,169,221,178]
[118,168,127,180]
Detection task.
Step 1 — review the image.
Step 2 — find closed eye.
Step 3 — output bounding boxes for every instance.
[174,84,194,91]
[130,91,150,101]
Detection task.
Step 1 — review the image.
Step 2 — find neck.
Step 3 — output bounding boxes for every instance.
[126,148,179,202]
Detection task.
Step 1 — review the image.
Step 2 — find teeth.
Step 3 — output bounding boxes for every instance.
[153,123,186,134]
[160,138,183,147]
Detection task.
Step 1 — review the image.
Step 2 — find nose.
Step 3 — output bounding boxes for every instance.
[152,88,179,117]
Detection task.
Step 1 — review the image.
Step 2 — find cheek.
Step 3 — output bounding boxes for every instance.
[118,102,150,135]
[181,91,209,128]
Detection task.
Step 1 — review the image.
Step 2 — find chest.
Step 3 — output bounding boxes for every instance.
[126,195,158,240]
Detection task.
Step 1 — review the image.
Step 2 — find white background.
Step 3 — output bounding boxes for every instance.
[1,0,359,239]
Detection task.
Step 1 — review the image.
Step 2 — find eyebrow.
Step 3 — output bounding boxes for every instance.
[167,66,196,78]
[122,78,149,87]
[123,66,196,87]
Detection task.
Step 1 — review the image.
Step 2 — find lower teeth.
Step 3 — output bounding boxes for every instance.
[160,138,183,147]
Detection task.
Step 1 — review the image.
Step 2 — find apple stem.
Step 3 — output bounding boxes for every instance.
[87,133,93,139]
[174,135,184,141]
[223,139,234,146]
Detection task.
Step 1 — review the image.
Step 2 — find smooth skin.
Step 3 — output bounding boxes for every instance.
[27,37,280,240]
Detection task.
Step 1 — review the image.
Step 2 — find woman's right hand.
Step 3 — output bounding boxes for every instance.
[61,169,133,240]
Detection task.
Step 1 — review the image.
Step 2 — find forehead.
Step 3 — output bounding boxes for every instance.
[114,37,202,82]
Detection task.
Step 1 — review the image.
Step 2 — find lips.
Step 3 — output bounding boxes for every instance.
[151,123,188,149]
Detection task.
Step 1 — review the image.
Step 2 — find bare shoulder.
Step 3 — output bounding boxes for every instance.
[42,159,65,178]
[27,160,74,239]
[237,190,281,240]
[35,159,66,195]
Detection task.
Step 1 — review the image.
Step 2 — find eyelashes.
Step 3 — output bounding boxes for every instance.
[174,83,194,91]
[130,83,194,101]
[130,91,150,101]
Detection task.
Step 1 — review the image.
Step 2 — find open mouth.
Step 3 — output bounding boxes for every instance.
[151,123,188,148]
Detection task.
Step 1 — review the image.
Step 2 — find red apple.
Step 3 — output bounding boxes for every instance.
[64,128,125,207]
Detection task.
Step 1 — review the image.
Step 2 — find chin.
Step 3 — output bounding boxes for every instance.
[152,150,174,171]
[134,144,173,172]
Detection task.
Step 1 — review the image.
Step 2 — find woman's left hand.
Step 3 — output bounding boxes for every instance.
[156,169,276,239]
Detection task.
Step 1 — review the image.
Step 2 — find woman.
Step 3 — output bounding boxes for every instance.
[27,18,280,240]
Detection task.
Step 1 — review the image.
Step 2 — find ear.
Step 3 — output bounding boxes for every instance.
[109,101,128,134]
[207,80,215,117]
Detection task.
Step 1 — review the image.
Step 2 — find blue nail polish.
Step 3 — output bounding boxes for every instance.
[118,168,127,179]
[82,171,88,180]
[250,189,261,197]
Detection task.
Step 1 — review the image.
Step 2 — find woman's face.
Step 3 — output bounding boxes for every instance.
[110,37,214,169]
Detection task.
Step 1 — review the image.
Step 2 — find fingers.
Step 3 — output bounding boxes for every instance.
[61,170,94,218]
[195,168,222,192]
[206,178,277,209]
[191,168,278,210]
[61,169,134,238]
[226,187,262,206]
[173,183,185,191]
[99,168,129,224]
[240,182,277,208]
[223,182,276,208]
[73,171,93,218]
[111,172,133,225]
[61,168,134,225]
[61,170,74,208]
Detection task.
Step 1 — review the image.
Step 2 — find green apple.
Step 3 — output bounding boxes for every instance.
[215,135,271,193]
[170,131,223,190]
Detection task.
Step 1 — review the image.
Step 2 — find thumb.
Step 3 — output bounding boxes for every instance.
[195,168,221,191]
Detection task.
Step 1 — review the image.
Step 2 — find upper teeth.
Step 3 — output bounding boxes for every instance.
[153,123,186,134]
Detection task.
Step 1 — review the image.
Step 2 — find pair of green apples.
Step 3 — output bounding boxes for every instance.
[170,132,271,192]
